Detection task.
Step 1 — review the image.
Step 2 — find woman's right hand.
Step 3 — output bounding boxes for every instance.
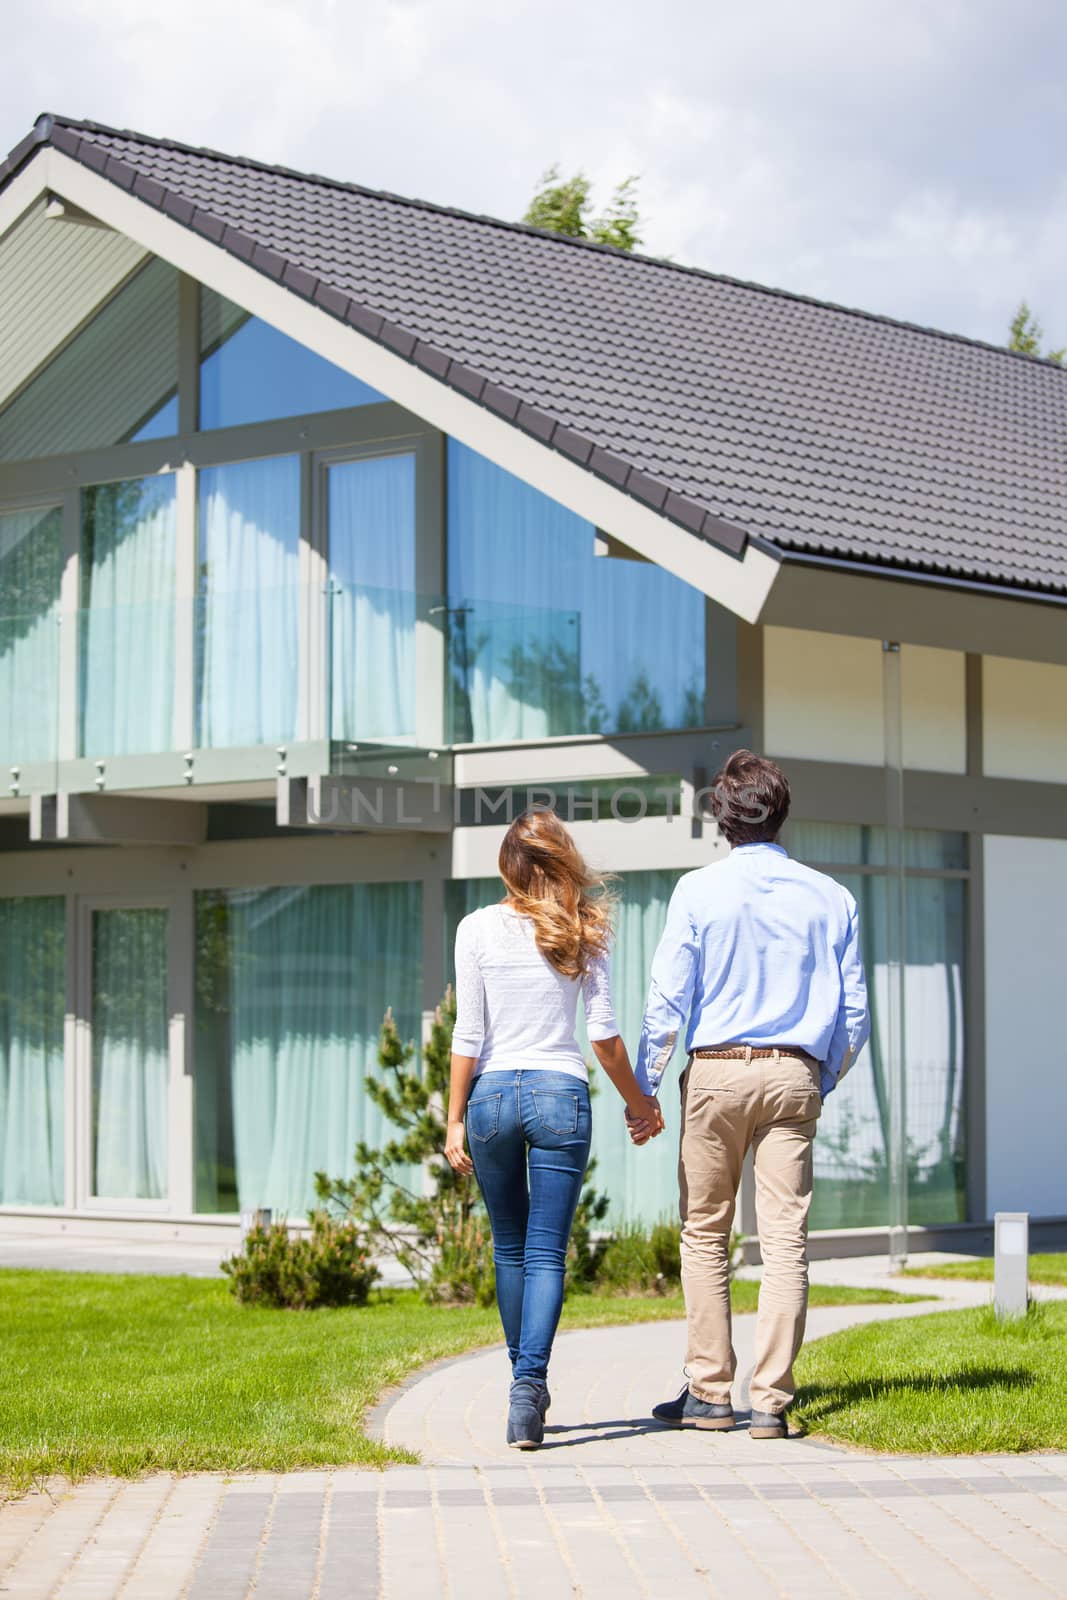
[444,1117,474,1175]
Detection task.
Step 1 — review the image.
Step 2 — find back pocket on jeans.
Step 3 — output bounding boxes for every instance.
[466,1092,502,1143]
[532,1089,579,1135]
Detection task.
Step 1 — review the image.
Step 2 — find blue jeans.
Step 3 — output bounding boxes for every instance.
[466,1069,592,1383]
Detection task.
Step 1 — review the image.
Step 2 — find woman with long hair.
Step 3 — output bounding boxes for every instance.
[444,808,663,1449]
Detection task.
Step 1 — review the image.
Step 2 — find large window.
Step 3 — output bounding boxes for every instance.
[197,456,301,747]
[0,896,66,1206]
[327,452,417,742]
[79,475,177,756]
[788,823,968,1229]
[200,289,385,429]
[194,881,422,1214]
[446,441,706,742]
[0,260,180,462]
[0,504,62,766]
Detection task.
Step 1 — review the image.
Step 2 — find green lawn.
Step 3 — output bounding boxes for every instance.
[902,1251,1067,1288]
[793,1300,1067,1453]
[0,1269,917,1491]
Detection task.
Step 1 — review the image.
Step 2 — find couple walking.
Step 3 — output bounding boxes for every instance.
[444,751,870,1449]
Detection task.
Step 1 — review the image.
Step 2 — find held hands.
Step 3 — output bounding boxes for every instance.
[444,1117,474,1176]
[625,1096,664,1147]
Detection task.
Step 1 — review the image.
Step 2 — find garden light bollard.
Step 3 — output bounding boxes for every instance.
[240,1208,272,1241]
[993,1211,1029,1320]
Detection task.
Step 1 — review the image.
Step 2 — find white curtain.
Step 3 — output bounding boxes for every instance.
[588,870,687,1223]
[80,477,176,756]
[788,823,967,1228]
[446,440,705,742]
[0,508,62,766]
[328,454,416,741]
[201,881,422,1216]
[0,896,66,1206]
[197,457,300,747]
[91,907,169,1200]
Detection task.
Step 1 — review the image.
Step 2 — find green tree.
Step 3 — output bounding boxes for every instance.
[523,166,643,251]
[1008,300,1065,365]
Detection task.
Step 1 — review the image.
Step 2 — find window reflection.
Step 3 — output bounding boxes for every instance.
[200,288,385,429]
[446,440,706,741]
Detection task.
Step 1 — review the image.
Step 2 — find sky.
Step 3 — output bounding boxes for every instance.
[4,0,1066,350]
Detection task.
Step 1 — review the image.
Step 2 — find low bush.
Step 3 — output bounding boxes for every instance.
[425,1198,496,1307]
[592,1221,742,1297]
[222,1211,379,1309]
[595,1219,682,1296]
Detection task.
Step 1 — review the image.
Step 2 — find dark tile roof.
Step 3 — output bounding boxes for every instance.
[5,113,1067,598]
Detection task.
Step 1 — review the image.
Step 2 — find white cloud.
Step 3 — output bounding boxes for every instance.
[4,0,1067,347]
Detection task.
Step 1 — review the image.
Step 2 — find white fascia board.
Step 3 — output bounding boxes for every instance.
[0,148,53,240]
[45,151,780,624]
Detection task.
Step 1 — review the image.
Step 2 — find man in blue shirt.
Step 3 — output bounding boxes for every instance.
[633,750,870,1439]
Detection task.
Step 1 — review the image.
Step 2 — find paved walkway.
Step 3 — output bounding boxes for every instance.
[2,1274,1066,1598]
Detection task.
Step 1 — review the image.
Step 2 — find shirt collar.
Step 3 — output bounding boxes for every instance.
[731,842,788,858]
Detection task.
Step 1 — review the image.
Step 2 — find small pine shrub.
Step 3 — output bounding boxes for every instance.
[565,1161,612,1294]
[596,1219,683,1296]
[222,1212,379,1309]
[428,1203,497,1307]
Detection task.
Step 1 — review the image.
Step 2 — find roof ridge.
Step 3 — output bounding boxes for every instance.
[33,112,1067,378]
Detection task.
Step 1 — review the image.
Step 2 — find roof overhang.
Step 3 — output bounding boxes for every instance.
[0,146,780,624]
[764,554,1067,666]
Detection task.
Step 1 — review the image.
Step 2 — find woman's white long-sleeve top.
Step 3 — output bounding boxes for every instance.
[452,903,618,1081]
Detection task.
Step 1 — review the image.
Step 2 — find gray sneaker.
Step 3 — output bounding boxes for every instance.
[652,1385,736,1430]
[749,1408,789,1439]
[507,1379,547,1449]
[510,1379,550,1419]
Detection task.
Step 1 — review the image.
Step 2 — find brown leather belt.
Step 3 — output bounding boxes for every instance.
[692,1045,816,1061]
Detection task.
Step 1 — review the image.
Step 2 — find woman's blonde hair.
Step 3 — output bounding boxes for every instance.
[498,808,616,978]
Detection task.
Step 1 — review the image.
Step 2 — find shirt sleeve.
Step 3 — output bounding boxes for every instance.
[581,944,618,1042]
[451,915,486,1058]
[821,891,871,1099]
[634,878,699,1096]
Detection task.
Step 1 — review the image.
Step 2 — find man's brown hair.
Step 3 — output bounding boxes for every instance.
[709,750,791,846]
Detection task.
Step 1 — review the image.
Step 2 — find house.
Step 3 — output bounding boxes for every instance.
[1,113,1064,1256]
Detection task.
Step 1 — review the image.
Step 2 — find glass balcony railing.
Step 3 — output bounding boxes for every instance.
[0,605,62,791]
[193,584,301,750]
[325,578,417,745]
[441,592,706,745]
[0,581,711,784]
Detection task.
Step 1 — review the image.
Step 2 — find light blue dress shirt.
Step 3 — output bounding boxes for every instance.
[634,843,871,1100]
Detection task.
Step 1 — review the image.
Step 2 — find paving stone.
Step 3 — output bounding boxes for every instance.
[317,1483,380,1600]
[53,1478,173,1599]
[184,1487,274,1600]
[119,1476,227,1600]
[0,1487,61,1577]
[2,1482,118,1600]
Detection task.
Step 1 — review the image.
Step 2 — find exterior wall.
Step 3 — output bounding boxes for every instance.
[763,627,966,772]
[983,833,1067,1217]
[983,656,1067,784]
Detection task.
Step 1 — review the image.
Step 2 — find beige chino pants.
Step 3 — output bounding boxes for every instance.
[678,1047,822,1416]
